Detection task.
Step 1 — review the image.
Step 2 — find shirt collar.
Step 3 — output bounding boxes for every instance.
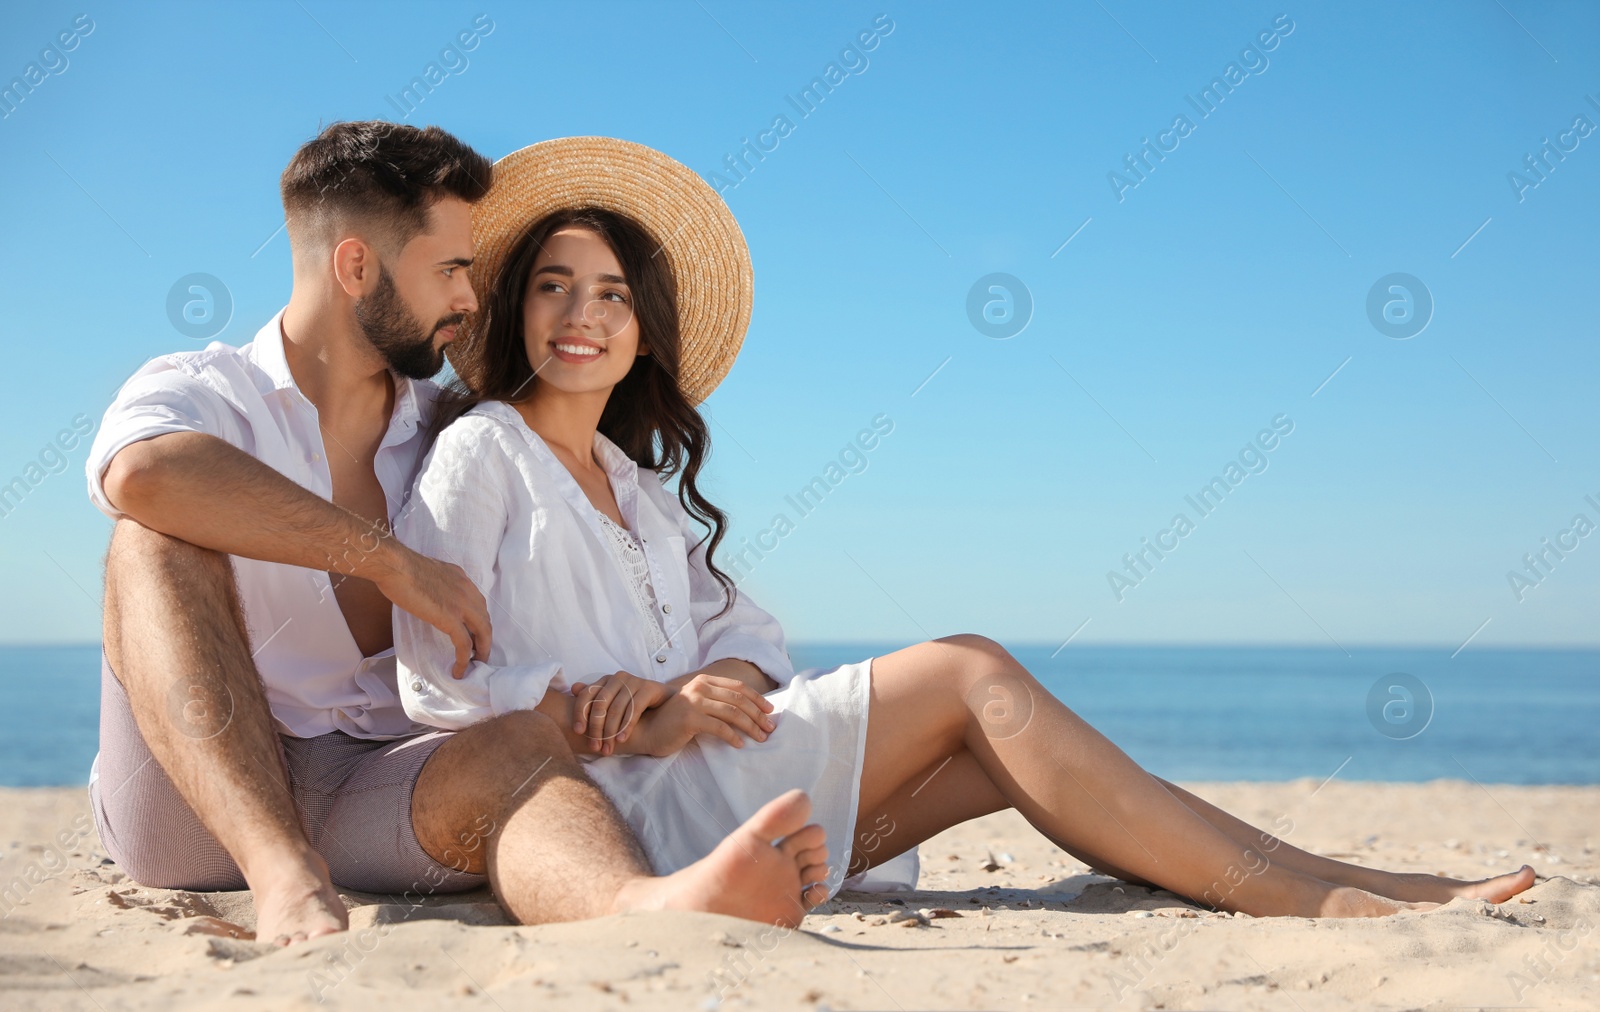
[591,429,639,487]
[254,306,429,439]
[253,307,299,393]
[386,372,426,443]
[474,400,641,489]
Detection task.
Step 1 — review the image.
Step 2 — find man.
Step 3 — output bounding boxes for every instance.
[85,121,828,945]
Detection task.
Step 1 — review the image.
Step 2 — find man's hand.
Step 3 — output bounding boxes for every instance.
[568,671,672,756]
[620,673,776,757]
[368,539,492,679]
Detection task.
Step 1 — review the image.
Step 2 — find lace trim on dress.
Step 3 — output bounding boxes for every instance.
[595,509,669,652]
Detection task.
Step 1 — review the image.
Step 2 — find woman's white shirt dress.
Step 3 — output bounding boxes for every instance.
[394,400,916,894]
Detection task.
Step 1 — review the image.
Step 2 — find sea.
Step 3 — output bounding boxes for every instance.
[2,643,1595,788]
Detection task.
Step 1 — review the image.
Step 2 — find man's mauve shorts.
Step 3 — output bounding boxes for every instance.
[88,653,487,895]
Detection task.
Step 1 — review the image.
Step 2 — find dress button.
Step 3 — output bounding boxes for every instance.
[662,603,672,614]
[655,654,667,663]
[410,680,423,692]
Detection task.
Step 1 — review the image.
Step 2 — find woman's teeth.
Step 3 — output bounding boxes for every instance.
[554,342,601,357]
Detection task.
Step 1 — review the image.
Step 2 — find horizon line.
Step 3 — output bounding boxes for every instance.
[6,639,1600,652]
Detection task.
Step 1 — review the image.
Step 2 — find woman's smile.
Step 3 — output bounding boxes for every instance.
[550,336,605,363]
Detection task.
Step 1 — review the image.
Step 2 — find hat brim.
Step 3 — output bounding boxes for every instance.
[450,136,752,406]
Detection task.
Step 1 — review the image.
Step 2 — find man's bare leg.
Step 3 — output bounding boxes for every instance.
[412,711,832,928]
[104,519,345,943]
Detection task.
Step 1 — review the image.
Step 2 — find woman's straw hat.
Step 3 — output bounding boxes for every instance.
[450,136,753,406]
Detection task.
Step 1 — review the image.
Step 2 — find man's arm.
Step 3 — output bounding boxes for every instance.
[107,430,390,571]
[103,431,491,676]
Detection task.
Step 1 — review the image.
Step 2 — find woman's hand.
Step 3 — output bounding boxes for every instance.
[621,673,777,757]
[668,658,778,695]
[568,671,672,756]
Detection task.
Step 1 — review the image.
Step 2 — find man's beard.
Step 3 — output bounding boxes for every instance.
[354,265,456,380]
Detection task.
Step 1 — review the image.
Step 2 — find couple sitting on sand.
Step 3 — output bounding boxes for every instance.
[83,121,1535,946]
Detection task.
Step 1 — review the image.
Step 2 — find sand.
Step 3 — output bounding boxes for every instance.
[2,779,1596,1010]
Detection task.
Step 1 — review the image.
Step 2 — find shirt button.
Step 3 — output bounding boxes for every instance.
[655,654,667,663]
[410,680,423,692]
[662,603,672,614]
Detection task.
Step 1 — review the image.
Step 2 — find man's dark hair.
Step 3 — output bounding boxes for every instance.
[280,120,492,258]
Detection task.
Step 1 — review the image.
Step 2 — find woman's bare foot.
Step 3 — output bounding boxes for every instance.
[611,789,832,928]
[1215,868,1436,918]
[1362,864,1536,905]
[1317,884,1439,918]
[249,849,348,945]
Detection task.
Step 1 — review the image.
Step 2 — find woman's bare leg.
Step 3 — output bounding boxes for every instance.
[849,635,1447,917]
[846,724,1533,908]
[847,747,1532,906]
[847,749,1157,887]
[1151,778,1534,903]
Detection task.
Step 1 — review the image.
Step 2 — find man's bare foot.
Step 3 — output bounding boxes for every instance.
[1366,864,1536,905]
[250,850,348,945]
[611,788,831,928]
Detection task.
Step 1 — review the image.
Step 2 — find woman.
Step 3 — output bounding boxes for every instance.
[395,137,1535,918]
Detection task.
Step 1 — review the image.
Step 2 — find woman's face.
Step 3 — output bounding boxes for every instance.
[519,225,647,397]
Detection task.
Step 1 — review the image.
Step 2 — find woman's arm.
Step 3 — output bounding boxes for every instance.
[665,492,798,689]
[613,674,775,756]
[667,658,777,694]
[395,421,570,731]
[530,682,607,755]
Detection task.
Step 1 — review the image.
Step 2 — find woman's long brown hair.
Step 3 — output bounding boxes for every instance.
[429,206,736,617]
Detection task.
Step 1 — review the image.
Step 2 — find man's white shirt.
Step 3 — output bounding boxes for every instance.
[85,308,437,739]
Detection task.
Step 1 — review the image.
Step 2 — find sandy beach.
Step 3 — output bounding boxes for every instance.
[2,779,1596,1010]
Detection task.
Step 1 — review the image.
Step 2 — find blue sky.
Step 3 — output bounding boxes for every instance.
[0,1,1595,650]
